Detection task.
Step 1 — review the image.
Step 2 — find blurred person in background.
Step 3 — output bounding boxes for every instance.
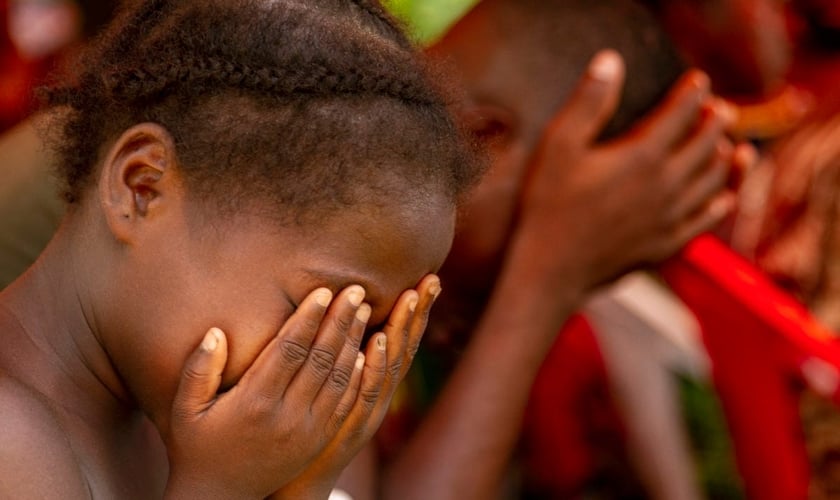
[331,1,749,498]
[651,1,840,496]
[0,0,115,288]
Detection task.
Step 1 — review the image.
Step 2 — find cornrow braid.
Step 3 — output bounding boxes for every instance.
[347,0,414,48]
[105,55,438,105]
[42,0,482,217]
[97,0,169,62]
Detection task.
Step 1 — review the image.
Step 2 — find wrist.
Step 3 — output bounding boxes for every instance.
[503,223,592,303]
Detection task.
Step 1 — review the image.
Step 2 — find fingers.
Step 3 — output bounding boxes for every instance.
[324,352,366,433]
[285,286,365,405]
[669,143,732,224]
[381,289,419,387]
[345,333,389,434]
[400,275,441,380]
[671,192,736,251]
[239,288,332,403]
[632,70,710,149]
[310,301,371,422]
[171,328,228,419]
[545,50,625,146]
[729,142,758,190]
[664,102,730,187]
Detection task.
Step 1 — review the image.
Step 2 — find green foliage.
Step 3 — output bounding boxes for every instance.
[383,0,479,44]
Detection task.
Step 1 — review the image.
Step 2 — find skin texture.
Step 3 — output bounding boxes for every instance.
[0,123,454,499]
[335,3,752,497]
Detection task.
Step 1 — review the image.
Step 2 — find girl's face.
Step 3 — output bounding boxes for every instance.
[102,195,455,422]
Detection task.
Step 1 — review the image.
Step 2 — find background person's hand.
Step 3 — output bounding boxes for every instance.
[754,115,840,327]
[512,50,738,296]
[162,285,371,499]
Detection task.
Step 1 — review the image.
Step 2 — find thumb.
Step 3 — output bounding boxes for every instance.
[172,327,228,418]
[546,49,625,146]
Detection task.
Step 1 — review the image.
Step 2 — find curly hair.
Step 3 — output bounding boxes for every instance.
[42,0,481,220]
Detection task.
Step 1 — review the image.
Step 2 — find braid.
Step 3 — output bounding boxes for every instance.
[42,0,482,213]
[106,54,437,105]
[348,0,413,48]
[98,0,171,63]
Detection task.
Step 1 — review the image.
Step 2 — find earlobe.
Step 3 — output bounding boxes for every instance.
[98,123,179,243]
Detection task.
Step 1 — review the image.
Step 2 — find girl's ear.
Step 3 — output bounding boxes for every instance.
[97,123,181,243]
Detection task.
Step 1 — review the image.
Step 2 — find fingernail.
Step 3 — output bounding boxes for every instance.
[407,295,419,312]
[690,72,710,105]
[692,71,710,92]
[735,144,758,170]
[356,303,371,323]
[355,352,365,370]
[313,288,332,307]
[347,286,365,307]
[376,334,387,351]
[202,328,220,352]
[709,195,734,218]
[715,99,738,125]
[429,282,442,300]
[589,50,622,82]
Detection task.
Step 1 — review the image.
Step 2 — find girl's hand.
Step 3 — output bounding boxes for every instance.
[162,285,372,500]
[269,274,441,500]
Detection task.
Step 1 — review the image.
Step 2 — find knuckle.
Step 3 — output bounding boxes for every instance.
[360,387,380,407]
[179,364,207,386]
[278,338,310,364]
[293,318,322,344]
[631,145,659,168]
[169,403,195,425]
[406,341,421,363]
[328,364,353,390]
[343,423,368,445]
[331,312,354,332]
[660,206,681,231]
[328,401,353,431]
[308,346,337,374]
[387,360,403,381]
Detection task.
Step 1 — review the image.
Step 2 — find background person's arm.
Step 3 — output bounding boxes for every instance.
[377,53,735,500]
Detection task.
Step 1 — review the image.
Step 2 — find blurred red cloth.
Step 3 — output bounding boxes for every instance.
[522,315,637,498]
[661,235,840,500]
[0,0,38,132]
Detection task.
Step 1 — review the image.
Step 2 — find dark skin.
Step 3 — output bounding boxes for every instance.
[0,123,454,499]
[337,14,754,498]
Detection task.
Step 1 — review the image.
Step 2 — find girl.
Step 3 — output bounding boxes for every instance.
[0,0,480,498]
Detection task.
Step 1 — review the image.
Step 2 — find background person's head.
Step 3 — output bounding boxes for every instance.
[429,0,685,292]
[40,0,481,424]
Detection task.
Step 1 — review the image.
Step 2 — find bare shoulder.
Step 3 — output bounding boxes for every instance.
[0,375,90,498]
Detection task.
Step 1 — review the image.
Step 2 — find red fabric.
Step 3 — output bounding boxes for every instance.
[0,0,38,132]
[660,235,840,500]
[522,315,632,498]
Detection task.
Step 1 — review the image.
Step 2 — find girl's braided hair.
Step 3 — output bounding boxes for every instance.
[43,0,481,219]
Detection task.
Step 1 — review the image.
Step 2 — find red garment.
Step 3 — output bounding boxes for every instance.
[522,315,637,499]
[661,235,840,500]
[0,0,37,132]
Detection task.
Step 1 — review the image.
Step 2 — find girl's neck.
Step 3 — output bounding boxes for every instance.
[0,221,135,428]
